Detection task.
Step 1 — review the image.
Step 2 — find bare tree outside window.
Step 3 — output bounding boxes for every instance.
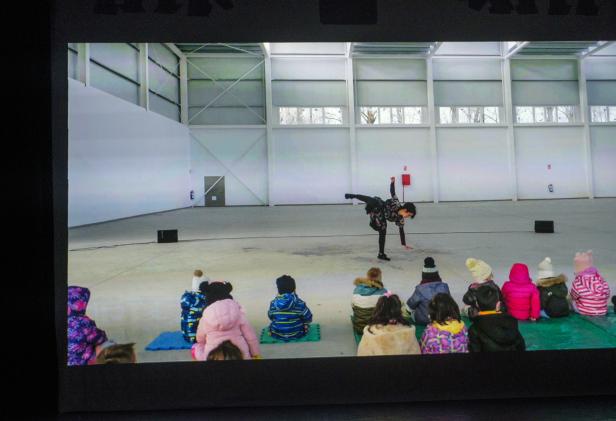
[557,106,574,123]
[590,106,608,123]
[360,107,378,124]
[324,107,343,124]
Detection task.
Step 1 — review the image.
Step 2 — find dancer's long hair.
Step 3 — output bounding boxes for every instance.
[367,294,408,333]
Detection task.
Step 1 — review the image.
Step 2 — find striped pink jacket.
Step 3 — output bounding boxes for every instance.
[570,267,610,316]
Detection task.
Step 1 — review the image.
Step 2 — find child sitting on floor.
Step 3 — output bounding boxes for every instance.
[180,269,209,343]
[95,343,136,364]
[351,267,387,335]
[420,293,468,354]
[207,340,244,361]
[536,257,570,318]
[192,281,261,361]
[67,286,108,366]
[502,263,540,321]
[268,275,313,341]
[570,251,611,316]
[468,286,526,352]
[406,257,451,325]
[463,258,505,319]
[357,292,420,356]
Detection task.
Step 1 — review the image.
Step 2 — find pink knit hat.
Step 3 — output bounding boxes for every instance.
[574,250,593,274]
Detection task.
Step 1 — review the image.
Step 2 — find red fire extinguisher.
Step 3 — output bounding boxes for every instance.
[401,166,411,201]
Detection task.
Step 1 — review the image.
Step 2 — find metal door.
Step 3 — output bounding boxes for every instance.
[205,176,225,207]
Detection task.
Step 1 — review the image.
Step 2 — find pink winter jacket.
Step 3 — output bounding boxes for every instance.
[192,299,261,360]
[502,263,541,320]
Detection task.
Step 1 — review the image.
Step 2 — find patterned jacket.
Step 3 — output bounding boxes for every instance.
[570,267,610,316]
[67,286,108,366]
[180,291,207,343]
[420,320,469,354]
[268,292,313,340]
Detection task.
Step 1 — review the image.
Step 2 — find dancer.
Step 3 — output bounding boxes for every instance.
[345,177,416,261]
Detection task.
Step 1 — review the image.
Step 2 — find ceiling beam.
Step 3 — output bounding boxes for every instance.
[428,42,443,57]
[164,43,185,59]
[581,41,614,58]
[505,41,530,59]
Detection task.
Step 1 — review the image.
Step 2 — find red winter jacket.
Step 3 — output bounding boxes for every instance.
[502,263,541,320]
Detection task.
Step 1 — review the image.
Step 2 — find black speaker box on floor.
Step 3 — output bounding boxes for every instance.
[157,229,178,243]
[534,221,554,233]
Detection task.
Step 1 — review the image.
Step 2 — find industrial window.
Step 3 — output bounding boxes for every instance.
[279,107,344,125]
[359,106,426,125]
[515,106,577,124]
[437,106,502,124]
[590,106,616,123]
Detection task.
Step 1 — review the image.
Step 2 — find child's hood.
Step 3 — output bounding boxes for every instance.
[536,274,567,288]
[474,314,520,345]
[68,286,90,316]
[354,277,384,290]
[415,281,449,300]
[273,292,299,311]
[364,323,414,337]
[203,299,242,330]
[509,263,532,285]
[353,279,386,296]
[433,320,465,335]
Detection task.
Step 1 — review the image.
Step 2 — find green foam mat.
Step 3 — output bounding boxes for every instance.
[518,313,616,350]
[579,306,616,338]
[260,324,321,344]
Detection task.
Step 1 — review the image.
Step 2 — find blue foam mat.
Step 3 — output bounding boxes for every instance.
[145,331,193,351]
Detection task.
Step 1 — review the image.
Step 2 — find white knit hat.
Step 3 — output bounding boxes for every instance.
[465,258,492,282]
[191,269,208,292]
[537,257,555,280]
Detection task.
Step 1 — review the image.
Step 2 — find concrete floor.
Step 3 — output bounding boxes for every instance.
[68,199,616,363]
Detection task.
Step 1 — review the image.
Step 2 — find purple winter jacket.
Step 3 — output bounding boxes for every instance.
[67,286,107,366]
[420,320,469,354]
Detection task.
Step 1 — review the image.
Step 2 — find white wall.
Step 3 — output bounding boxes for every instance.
[190,128,268,206]
[68,79,192,227]
[590,127,616,198]
[272,128,350,204]
[515,127,587,199]
[356,128,432,202]
[437,128,511,201]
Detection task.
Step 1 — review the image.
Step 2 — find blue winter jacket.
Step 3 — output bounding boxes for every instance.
[268,292,313,340]
[406,281,451,325]
[180,291,206,343]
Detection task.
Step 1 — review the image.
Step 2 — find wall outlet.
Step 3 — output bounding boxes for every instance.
[548,184,554,193]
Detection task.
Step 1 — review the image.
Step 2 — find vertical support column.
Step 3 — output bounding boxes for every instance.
[263,54,275,206]
[426,58,439,203]
[578,58,594,199]
[502,58,518,201]
[77,43,90,86]
[138,43,150,111]
[345,55,358,204]
[180,55,189,125]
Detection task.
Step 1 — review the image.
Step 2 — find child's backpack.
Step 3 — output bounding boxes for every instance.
[538,283,569,318]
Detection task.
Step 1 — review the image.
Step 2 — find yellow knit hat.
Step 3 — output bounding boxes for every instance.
[465,258,492,282]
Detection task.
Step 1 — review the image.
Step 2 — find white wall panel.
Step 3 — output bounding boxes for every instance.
[436,42,501,56]
[356,128,432,202]
[270,43,346,55]
[515,127,587,199]
[272,128,350,204]
[433,58,502,80]
[68,79,191,227]
[272,57,346,80]
[590,127,616,197]
[437,128,511,201]
[354,59,426,80]
[190,128,268,206]
[583,58,616,80]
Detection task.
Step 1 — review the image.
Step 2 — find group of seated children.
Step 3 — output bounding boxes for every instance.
[67,286,136,365]
[182,273,313,361]
[67,249,611,364]
[353,250,611,356]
